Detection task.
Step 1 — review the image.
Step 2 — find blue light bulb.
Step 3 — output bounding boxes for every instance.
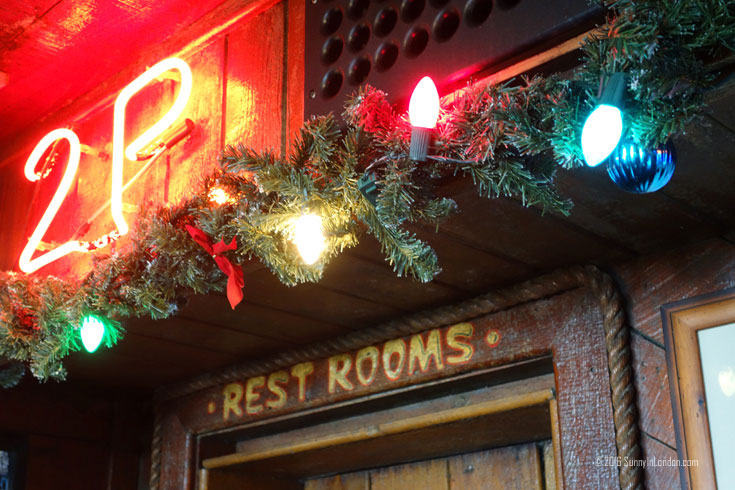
[581,104,623,167]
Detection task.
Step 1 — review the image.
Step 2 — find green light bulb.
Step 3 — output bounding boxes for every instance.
[80,315,106,353]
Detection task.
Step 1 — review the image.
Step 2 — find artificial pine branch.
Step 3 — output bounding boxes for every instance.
[1,0,734,383]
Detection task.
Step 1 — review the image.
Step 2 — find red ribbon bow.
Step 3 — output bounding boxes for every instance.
[185,225,244,310]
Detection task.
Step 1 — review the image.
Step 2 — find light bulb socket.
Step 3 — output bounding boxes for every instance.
[409,127,432,162]
[600,73,626,108]
[135,118,195,160]
[358,172,380,206]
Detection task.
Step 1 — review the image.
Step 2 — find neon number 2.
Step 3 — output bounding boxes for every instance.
[18,129,87,273]
[19,58,192,273]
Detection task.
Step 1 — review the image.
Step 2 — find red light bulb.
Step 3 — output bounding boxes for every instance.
[408,76,439,161]
[408,76,440,129]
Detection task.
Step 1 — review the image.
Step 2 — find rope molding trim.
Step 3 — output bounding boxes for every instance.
[150,265,643,490]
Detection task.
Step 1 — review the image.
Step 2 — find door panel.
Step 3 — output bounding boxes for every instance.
[306,441,551,490]
[371,458,449,490]
[448,443,543,490]
[304,471,369,490]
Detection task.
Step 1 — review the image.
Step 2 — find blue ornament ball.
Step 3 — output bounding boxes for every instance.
[606,139,676,193]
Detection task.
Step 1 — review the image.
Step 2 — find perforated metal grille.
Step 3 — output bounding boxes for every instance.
[304,0,600,118]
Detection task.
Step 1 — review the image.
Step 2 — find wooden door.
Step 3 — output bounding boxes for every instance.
[305,440,556,490]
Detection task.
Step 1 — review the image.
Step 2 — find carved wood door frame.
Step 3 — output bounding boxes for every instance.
[150,266,643,490]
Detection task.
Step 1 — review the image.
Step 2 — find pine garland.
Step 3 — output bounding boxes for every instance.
[1,0,733,386]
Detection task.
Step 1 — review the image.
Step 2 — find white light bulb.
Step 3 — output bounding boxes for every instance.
[408,76,440,129]
[294,214,326,265]
[80,315,105,353]
[581,104,623,167]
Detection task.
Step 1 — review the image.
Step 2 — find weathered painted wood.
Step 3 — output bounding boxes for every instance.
[630,332,676,448]
[550,291,620,489]
[160,410,194,490]
[640,434,681,490]
[447,443,543,490]
[614,238,735,343]
[165,288,621,489]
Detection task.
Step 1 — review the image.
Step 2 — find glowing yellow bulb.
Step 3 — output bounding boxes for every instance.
[208,187,233,205]
[293,214,326,265]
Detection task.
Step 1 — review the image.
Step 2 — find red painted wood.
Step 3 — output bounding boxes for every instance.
[0,0,226,152]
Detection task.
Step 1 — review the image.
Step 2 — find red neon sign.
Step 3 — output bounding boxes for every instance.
[19,58,192,274]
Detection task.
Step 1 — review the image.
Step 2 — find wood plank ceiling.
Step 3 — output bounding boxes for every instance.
[1,0,734,392]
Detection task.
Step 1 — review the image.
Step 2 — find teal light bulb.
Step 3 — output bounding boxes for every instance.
[581,104,623,167]
[80,315,105,353]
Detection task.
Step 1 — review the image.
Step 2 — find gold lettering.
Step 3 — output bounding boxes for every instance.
[246,376,265,414]
[328,353,354,393]
[382,339,406,380]
[291,362,314,402]
[266,370,289,409]
[408,329,444,375]
[446,323,474,365]
[222,383,244,420]
[355,346,379,385]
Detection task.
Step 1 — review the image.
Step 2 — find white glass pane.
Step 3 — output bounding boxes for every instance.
[698,322,735,489]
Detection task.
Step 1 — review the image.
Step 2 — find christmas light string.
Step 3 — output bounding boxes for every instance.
[1,0,733,386]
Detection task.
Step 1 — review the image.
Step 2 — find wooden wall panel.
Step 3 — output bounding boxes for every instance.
[0,382,150,490]
[23,434,110,490]
[225,3,285,152]
[166,39,225,205]
[0,159,35,271]
[285,0,306,152]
